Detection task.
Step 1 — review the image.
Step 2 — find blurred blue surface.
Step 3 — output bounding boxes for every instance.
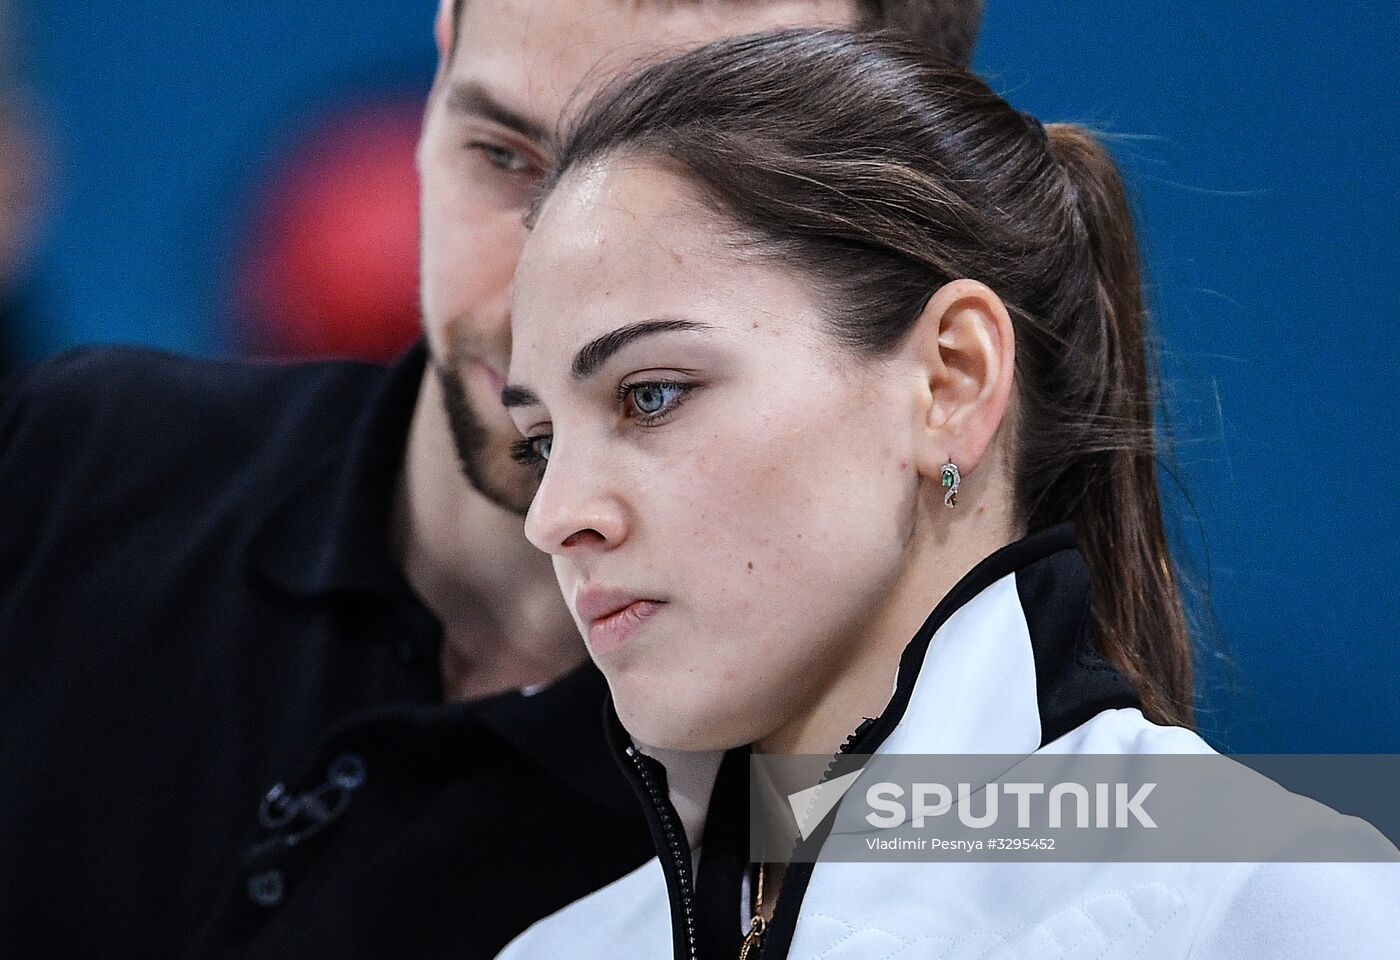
[18,0,437,355]
[15,1,1400,750]
[978,2,1400,751]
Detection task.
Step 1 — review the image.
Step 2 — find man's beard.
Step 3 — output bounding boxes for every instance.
[435,361,539,516]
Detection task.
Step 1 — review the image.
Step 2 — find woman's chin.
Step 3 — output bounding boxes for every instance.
[611,682,762,754]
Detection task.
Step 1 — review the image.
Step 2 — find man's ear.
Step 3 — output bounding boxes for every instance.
[434,0,454,66]
[907,279,1016,482]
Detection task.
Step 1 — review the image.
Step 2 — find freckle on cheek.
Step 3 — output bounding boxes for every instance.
[747,561,754,572]
[898,458,909,471]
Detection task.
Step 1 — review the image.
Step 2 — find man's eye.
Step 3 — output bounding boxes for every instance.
[470,142,536,174]
[510,435,552,465]
[622,382,692,422]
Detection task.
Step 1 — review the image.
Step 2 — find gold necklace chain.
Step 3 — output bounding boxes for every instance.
[738,862,766,960]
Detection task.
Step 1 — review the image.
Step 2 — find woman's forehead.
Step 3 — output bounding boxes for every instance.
[527,161,712,271]
[516,166,737,334]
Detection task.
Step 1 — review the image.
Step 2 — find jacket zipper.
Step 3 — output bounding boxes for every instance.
[822,716,878,783]
[625,744,700,960]
[623,716,879,960]
[752,715,878,960]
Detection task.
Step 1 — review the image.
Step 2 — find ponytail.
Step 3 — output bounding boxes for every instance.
[1030,125,1193,727]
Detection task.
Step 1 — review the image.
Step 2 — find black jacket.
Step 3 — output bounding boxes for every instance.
[0,343,652,959]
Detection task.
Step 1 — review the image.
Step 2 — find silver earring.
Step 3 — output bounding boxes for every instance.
[940,461,961,508]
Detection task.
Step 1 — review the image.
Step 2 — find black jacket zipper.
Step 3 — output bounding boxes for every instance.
[751,715,878,960]
[623,744,700,960]
[620,715,879,960]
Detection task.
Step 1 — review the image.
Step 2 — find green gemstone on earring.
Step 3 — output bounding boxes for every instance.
[940,462,961,508]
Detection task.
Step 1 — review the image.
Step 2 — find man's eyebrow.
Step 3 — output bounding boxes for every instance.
[572,319,711,380]
[445,80,551,145]
[500,385,542,409]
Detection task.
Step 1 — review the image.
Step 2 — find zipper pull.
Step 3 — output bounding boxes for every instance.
[738,914,766,960]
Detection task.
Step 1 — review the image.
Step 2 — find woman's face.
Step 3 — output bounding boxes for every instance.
[506,159,928,751]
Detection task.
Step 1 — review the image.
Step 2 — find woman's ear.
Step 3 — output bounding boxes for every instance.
[906,279,1016,482]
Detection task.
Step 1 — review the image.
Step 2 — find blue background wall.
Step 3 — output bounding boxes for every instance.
[15,0,439,355]
[12,1,1398,750]
[975,3,1400,752]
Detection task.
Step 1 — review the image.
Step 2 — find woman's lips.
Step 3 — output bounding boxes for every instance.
[580,598,663,656]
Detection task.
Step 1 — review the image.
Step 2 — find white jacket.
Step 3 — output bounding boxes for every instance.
[498,525,1400,959]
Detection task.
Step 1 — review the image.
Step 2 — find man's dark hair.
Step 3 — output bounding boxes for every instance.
[449,1,983,68]
[851,0,982,66]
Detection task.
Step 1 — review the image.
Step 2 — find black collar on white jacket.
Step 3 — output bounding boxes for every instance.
[603,522,1143,960]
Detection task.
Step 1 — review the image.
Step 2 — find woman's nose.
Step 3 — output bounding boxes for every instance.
[523,443,629,557]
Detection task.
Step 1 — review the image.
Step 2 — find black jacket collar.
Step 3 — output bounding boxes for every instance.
[301,658,643,822]
[251,341,428,598]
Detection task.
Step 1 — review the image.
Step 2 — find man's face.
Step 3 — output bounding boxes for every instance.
[415,0,852,512]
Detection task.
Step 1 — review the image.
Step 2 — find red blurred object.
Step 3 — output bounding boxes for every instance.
[238,98,422,361]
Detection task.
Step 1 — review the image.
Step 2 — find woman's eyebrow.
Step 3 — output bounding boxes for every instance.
[571,319,711,380]
[503,319,713,406]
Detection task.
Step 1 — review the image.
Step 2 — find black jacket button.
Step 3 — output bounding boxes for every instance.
[328,752,367,790]
[247,868,285,908]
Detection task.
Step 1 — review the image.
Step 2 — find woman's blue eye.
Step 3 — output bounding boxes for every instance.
[624,382,689,419]
[532,436,552,461]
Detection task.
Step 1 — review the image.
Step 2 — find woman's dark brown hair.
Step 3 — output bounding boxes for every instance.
[539,29,1193,726]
